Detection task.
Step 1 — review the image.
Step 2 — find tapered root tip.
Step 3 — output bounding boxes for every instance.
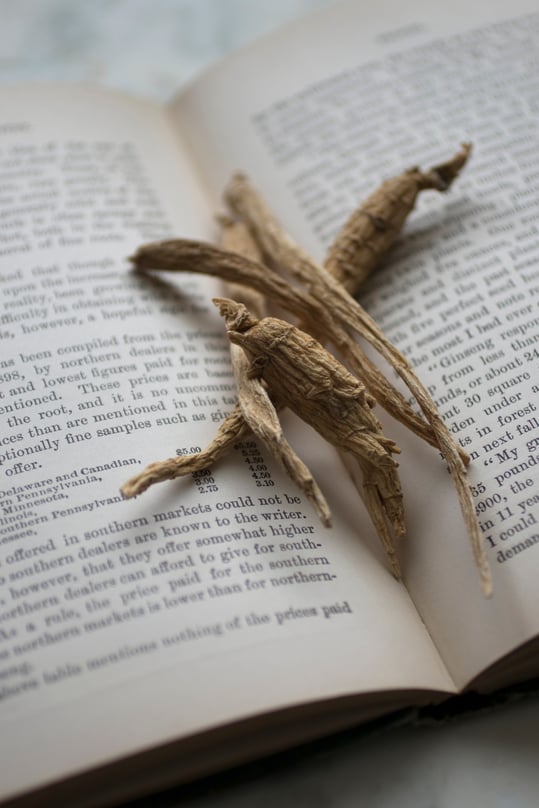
[213,296,242,317]
[213,297,258,332]
[313,498,332,528]
[120,482,138,499]
[128,245,155,271]
[424,142,473,191]
[120,461,168,499]
[481,567,493,598]
[389,554,402,581]
[120,472,153,498]
[224,172,249,199]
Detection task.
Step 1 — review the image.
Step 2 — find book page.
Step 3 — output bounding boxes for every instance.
[0,86,452,803]
[171,0,539,688]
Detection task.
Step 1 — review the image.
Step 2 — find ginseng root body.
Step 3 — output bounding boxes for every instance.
[123,148,493,594]
[324,143,472,293]
[216,298,405,567]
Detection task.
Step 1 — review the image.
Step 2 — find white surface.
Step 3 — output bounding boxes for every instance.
[1,1,538,806]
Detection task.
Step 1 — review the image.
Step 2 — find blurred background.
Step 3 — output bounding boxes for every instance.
[1,1,539,806]
[0,0,335,99]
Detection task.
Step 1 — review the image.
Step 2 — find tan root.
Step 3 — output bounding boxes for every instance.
[324,143,472,293]
[216,297,403,576]
[219,218,331,525]
[122,148,492,595]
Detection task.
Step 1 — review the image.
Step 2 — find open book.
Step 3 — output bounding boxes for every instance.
[1,0,538,804]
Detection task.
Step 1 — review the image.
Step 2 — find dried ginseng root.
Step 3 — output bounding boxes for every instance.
[324,143,472,294]
[123,220,332,527]
[225,173,453,453]
[123,149,492,595]
[125,235,490,593]
[224,170,492,596]
[214,297,404,577]
[220,217,332,526]
[120,403,249,498]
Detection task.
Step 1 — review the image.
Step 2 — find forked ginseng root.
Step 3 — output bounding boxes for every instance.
[121,146,492,596]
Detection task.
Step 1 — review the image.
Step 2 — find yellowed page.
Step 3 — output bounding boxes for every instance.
[171,0,539,688]
[0,85,452,804]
